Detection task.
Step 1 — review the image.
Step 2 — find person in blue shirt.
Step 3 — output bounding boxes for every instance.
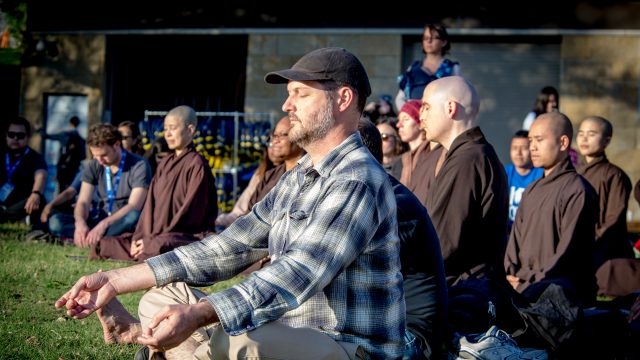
[504,130,543,232]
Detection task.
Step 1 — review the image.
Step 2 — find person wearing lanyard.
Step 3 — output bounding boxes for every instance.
[0,117,47,227]
[72,123,151,248]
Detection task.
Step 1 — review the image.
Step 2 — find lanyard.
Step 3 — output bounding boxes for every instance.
[104,151,126,215]
[5,148,30,182]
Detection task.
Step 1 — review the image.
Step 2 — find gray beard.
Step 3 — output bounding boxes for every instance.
[289,101,335,148]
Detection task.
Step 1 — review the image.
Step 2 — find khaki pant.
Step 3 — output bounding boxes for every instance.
[138,282,364,360]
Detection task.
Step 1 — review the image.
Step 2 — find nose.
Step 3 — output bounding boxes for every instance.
[282,96,294,113]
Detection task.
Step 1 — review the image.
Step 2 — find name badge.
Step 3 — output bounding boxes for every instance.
[0,182,15,202]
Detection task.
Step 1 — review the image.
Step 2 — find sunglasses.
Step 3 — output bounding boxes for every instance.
[380,133,395,141]
[7,131,27,140]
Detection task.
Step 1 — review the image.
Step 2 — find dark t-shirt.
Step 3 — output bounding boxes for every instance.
[0,147,47,206]
[81,150,151,213]
[391,176,447,351]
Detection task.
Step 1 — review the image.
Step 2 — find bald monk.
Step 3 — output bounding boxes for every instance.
[576,116,633,266]
[420,76,509,285]
[420,77,518,335]
[92,105,218,261]
[505,112,598,305]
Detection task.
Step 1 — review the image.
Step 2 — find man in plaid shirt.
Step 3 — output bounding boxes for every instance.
[56,47,405,359]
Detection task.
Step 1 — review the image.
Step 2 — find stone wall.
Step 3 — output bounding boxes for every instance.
[244,34,401,115]
[560,35,640,219]
[20,35,106,151]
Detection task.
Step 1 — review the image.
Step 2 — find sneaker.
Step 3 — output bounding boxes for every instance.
[457,326,547,360]
[25,229,50,241]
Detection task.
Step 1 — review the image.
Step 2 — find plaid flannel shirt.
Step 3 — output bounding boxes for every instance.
[146,133,405,359]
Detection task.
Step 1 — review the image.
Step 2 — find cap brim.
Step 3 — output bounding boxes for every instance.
[264,69,330,84]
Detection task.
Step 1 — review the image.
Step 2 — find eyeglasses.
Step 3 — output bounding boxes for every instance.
[121,135,133,140]
[380,133,395,141]
[7,131,27,140]
[270,132,288,142]
[422,36,442,42]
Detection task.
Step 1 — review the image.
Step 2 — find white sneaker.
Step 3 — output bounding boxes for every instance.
[457,326,547,360]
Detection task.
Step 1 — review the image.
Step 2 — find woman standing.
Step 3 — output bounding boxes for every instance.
[396,23,461,110]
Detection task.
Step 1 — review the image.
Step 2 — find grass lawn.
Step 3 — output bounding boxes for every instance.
[0,224,242,359]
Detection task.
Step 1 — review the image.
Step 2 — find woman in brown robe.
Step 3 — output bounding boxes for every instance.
[92,106,217,261]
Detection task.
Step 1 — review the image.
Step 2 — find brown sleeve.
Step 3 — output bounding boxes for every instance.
[596,170,632,240]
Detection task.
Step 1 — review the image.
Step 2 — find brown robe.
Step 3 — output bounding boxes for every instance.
[635,179,640,207]
[505,157,598,303]
[92,146,217,261]
[595,258,640,297]
[426,127,509,284]
[406,144,443,208]
[247,163,287,210]
[399,141,429,188]
[577,154,633,265]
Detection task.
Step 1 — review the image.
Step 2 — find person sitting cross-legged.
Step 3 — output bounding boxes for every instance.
[91,106,217,261]
[49,123,152,248]
[505,112,598,354]
[55,47,405,359]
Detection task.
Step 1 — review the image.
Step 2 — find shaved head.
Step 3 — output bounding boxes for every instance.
[430,76,480,120]
[529,111,573,175]
[420,76,481,150]
[167,105,197,127]
[581,115,612,138]
[536,112,573,145]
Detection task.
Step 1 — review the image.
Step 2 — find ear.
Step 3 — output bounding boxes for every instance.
[445,98,457,119]
[336,86,354,112]
[188,123,196,136]
[559,135,570,151]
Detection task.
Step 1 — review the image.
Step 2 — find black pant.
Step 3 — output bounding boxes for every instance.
[0,196,45,229]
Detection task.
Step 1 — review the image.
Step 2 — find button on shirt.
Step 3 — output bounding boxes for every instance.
[146,133,405,359]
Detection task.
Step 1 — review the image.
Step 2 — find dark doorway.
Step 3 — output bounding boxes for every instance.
[105,35,248,123]
[0,64,21,120]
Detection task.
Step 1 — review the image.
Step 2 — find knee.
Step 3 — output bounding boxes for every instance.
[122,210,141,226]
[48,214,63,234]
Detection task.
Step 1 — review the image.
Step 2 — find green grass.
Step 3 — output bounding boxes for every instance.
[0,224,242,359]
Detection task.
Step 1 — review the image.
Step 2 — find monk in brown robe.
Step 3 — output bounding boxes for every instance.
[92,105,217,261]
[576,116,633,266]
[421,76,508,284]
[505,112,598,305]
[579,117,640,298]
[421,76,519,335]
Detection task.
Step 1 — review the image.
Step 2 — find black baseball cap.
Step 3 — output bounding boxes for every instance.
[264,47,371,98]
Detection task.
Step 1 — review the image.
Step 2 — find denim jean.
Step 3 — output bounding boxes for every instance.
[48,209,141,239]
[403,329,427,360]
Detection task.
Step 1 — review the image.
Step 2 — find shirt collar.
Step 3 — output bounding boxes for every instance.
[297,132,363,178]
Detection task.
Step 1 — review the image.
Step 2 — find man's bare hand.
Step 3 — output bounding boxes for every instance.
[24,193,41,214]
[137,302,218,353]
[54,271,117,319]
[74,222,90,247]
[506,275,521,290]
[130,239,144,259]
[86,220,109,246]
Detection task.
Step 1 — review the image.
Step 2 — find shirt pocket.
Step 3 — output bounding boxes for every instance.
[268,204,313,259]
